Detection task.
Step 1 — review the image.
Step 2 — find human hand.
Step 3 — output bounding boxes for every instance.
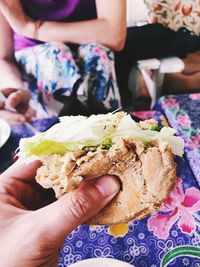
[0,160,120,267]
[0,0,34,37]
[0,88,34,123]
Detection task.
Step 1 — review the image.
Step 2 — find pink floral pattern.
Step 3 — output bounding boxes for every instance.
[176,114,191,128]
[189,93,200,100]
[188,134,200,149]
[145,0,200,35]
[148,178,200,240]
[162,97,180,109]
[130,111,156,120]
[158,94,200,184]
[16,42,120,118]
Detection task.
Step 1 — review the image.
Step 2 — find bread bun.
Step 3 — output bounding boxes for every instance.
[36,137,176,224]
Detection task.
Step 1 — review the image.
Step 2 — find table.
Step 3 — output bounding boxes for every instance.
[156,93,200,187]
[0,117,59,172]
[0,95,199,267]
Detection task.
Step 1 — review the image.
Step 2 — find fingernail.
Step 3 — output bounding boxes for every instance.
[25,116,33,123]
[95,176,119,197]
[0,102,4,109]
[18,117,26,123]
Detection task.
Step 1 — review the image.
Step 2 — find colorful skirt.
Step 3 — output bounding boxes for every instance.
[15,42,121,118]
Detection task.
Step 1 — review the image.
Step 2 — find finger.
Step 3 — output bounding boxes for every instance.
[0,109,26,123]
[25,107,37,122]
[0,88,18,97]
[6,91,22,109]
[0,101,4,109]
[0,160,41,182]
[36,175,120,244]
[0,160,56,210]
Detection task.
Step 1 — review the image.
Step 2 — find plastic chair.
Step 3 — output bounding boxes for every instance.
[126,0,185,108]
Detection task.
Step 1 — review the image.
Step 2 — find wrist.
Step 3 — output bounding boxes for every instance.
[22,20,35,39]
[33,20,44,40]
[24,20,44,40]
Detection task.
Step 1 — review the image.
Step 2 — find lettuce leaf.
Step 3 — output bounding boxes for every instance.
[19,113,184,159]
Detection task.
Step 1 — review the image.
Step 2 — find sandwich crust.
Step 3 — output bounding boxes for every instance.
[36,137,176,225]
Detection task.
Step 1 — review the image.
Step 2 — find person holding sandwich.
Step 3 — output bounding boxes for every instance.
[0,0,126,122]
[0,160,120,266]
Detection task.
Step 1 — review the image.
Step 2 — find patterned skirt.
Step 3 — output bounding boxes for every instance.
[15,42,121,118]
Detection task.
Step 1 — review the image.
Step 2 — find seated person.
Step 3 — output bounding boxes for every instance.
[0,0,126,123]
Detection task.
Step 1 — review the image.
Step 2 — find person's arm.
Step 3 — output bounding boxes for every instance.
[37,0,126,51]
[0,10,24,90]
[0,0,126,52]
[0,11,31,122]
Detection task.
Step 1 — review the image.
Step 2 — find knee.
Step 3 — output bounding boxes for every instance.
[46,42,72,54]
[79,43,114,63]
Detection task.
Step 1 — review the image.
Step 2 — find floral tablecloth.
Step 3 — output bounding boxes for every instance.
[0,102,199,267]
[156,93,200,187]
[59,110,200,267]
[0,117,59,172]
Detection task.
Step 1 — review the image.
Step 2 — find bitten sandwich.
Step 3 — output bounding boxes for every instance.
[19,112,184,224]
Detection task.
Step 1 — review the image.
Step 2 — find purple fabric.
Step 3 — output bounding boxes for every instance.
[14,0,97,51]
[156,94,200,187]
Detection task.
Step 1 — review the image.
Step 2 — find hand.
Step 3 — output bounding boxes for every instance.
[0,0,34,37]
[0,160,120,267]
[0,88,34,123]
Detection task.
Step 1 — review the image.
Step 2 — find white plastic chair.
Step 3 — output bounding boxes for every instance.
[126,0,185,108]
[137,57,185,108]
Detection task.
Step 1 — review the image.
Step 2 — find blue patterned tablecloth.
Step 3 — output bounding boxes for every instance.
[0,117,59,172]
[0,107,199,267]
[155,93,200,187]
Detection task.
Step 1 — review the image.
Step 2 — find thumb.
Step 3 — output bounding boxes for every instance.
[36,175,120,244]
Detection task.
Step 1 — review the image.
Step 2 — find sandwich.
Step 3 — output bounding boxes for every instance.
[19,112,184,224]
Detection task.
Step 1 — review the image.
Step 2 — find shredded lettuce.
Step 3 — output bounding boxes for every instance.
[113,115,155,143]
[19,138,85,157]
[150,125,162,131]
[19,112,184,159]
[100,138,113,149]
